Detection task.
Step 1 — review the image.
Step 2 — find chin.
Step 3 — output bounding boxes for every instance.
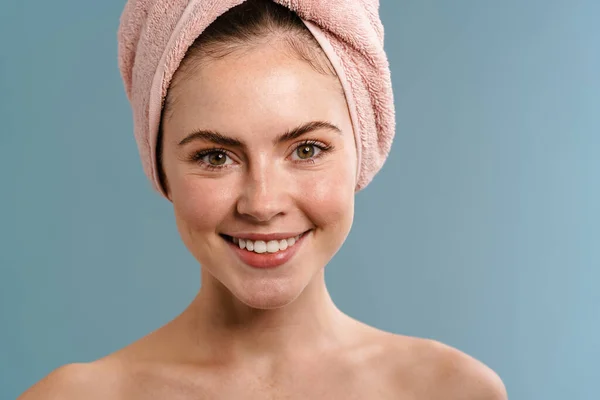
[230,277,306,310]
[238,293,298,310]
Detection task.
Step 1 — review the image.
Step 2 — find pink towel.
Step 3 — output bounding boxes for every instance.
[118,0,395,198]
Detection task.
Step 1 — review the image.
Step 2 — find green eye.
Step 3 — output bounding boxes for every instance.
[296,145,316,160]
[193,150,234,169]
[207,152,227,165]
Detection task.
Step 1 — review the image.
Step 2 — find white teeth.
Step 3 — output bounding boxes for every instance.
[253,241,267,253]
[229,232,308,254]
[266,240,279,253]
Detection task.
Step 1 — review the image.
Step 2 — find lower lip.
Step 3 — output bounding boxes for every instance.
[224,231,310,269]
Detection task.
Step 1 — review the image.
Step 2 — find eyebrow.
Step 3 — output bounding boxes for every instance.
[177,120,342,148]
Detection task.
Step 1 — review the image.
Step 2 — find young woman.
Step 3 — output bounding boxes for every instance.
[20,1,507,398]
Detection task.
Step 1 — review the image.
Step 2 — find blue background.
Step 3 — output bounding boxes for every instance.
[1,1,598,398]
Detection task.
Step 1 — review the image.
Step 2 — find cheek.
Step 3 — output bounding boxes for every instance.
[299,150,356,232]
[172,176,235,235]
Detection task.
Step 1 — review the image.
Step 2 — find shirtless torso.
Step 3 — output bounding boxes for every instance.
[19,317,507,400]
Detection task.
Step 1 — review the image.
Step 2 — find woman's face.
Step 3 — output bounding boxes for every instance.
[161,40,357,309]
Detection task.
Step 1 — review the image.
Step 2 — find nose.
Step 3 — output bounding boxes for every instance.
[236,160,289,222]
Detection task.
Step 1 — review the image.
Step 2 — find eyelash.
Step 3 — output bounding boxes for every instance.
[189,140,334,171]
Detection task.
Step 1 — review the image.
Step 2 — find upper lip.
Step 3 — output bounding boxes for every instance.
[221,230,310,241]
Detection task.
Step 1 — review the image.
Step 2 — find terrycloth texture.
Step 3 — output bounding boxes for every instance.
[118,0,395,197]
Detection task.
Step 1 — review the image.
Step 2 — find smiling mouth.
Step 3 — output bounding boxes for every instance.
[220,231,310,254]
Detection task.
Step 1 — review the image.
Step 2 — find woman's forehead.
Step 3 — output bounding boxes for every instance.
[165,44,348,139]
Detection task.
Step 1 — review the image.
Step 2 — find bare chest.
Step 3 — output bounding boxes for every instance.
[122,362,403,400]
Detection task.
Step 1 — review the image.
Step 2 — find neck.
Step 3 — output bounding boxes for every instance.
[180,268,358,363]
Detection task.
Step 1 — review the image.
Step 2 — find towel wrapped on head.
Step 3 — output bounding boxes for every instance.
[118,0,395,198]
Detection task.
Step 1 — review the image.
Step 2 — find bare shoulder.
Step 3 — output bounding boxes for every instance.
[17,323,186,400]
[428,339,507,399]
[18,361,125,400]
[389,336,508,399]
